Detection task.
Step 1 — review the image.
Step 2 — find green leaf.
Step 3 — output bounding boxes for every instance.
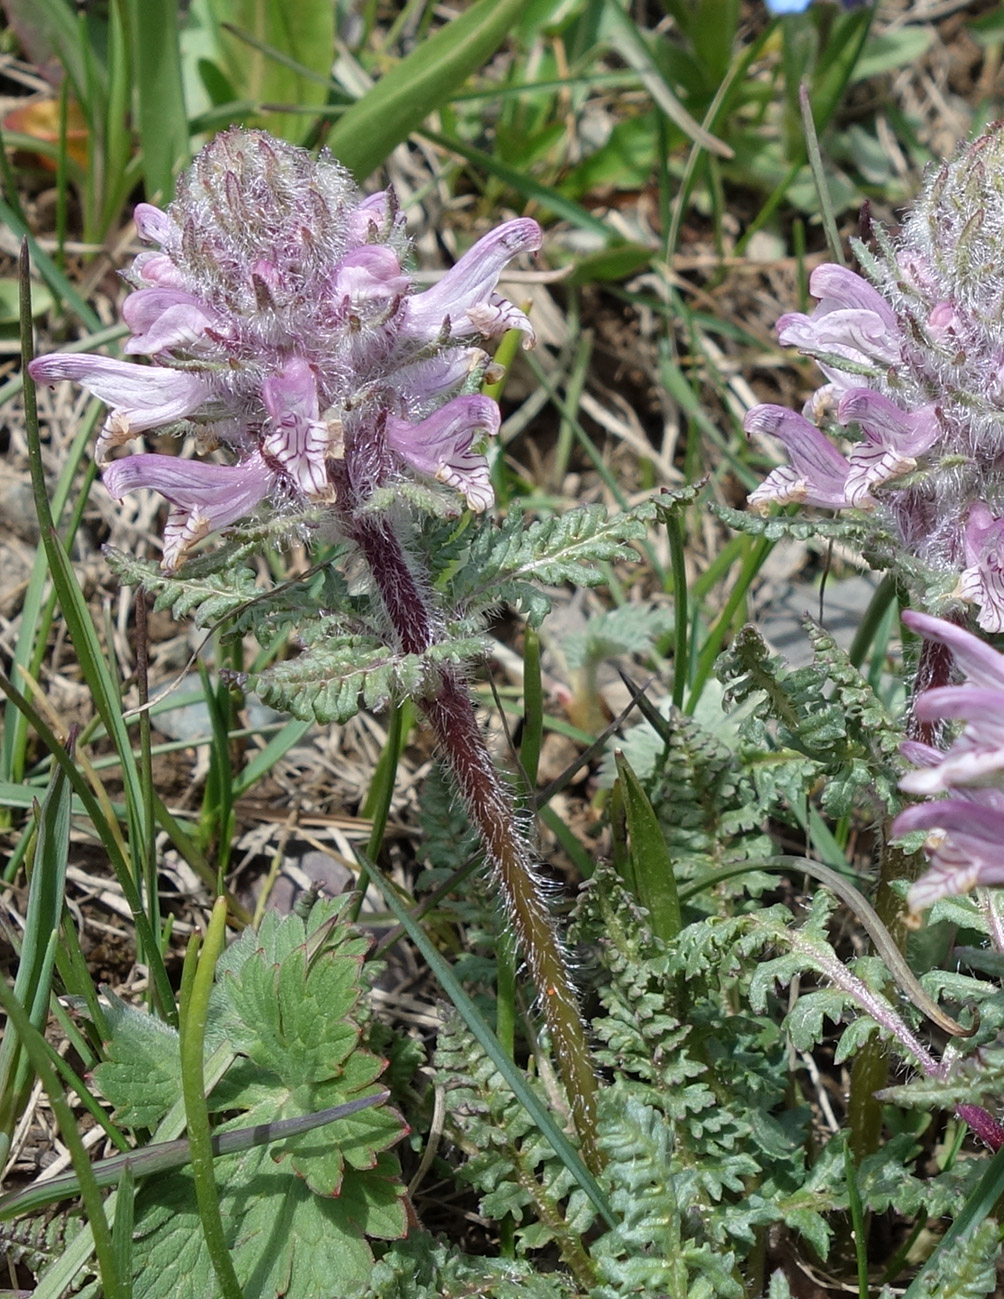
[904,1217,1001,1299]
[325,0,529,179]
[452,502,652,627]
[93,902,407,1298]
[93,996,184,1128]
[242,633,488,724]
[613,752,681,943]
[128,1151,379,1299]
[206,0,336,145]
[126,0,190,202]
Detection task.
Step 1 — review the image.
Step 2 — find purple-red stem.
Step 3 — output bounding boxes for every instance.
[350,510,601,1170]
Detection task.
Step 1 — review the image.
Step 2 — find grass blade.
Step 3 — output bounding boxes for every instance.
[0,1092,388,1218]
[124,0,190,202]
[0,747,72,1161]
[613,751,681,942]
[325,0,529,178]
[178,897,242,1299]
[361,853,617,1230]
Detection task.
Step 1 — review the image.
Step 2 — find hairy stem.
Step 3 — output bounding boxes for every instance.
[351,511,601,1170]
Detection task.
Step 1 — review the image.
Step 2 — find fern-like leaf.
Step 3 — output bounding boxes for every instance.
[451,502,654,626]
[238,632,489,723]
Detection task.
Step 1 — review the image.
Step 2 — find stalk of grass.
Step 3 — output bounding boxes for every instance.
[179,896,243,1299]
[0,1088,387,1219]
[196,661,236,878]
[27,1044,235,1298]
[613,751,682,943]
[0,978,125,1299]
[102,1,133,234]
[685,535,773,712]
[799,81,845,266]
[0,749,72,1163]
[551,328,592,492]
[121,0,189,203]
[843,1142,870,1299]
[848,572,899,670]
[665,510,689,708]
[112,1162,135,1299]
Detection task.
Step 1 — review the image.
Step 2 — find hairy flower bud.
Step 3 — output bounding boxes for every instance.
[30,128,541,570]
[745,123,1004,631]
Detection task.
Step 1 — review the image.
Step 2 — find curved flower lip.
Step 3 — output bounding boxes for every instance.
[134,202,176,246]
[893,796,1004,841]
[892,799,1004,910]
[103,451,275,571]
[122,288,224,355]
[385,394,499,512]
[744,404,856,512]
[913,684,1004,731]
[28,354,211,458]
[402,218,542,347]
[837,391,939,457]
[839,392,936,504]
[899,685,1004,794]
[345,189,402,245]
[328,246,410,323]
[957,561,1004,634]
[131,251,187,290]
[901,610,1004,691]
[808,264,899,329]
[900,739,943,769]
[260,357,335,500]
[777,308,900,368]
[393,349,487,410]
[955,505,1004,633]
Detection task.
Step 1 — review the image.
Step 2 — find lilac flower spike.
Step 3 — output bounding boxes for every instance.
[743,124,1004,632]
[29,128,541,569]
[894,610,1004,908]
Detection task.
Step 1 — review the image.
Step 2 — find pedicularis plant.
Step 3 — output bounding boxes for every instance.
[24,123,1004,1297]
[29,127,650,1175]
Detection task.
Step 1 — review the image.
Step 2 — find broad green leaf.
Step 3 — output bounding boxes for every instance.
[613,752,681,943]
[205,0,336,144]
[94,996,184,1128]
[325,0,528,178]
[128,1151,378,1299]
[93,901,407,1298]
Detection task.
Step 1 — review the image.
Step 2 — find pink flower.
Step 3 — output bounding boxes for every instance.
[745,405,857,512]
[385,396,500,512]
[29,129,541,568]
[837,391,939,506]
[957,505,1004,634]
[894,799,1004,912]
[102,453,275,573]
[742,126,1004,633]
[895,611,1004,907]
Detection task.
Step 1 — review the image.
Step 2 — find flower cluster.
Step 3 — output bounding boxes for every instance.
[29,128,541,570]
[893,610,1004,911]
[745,125,1004,632]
